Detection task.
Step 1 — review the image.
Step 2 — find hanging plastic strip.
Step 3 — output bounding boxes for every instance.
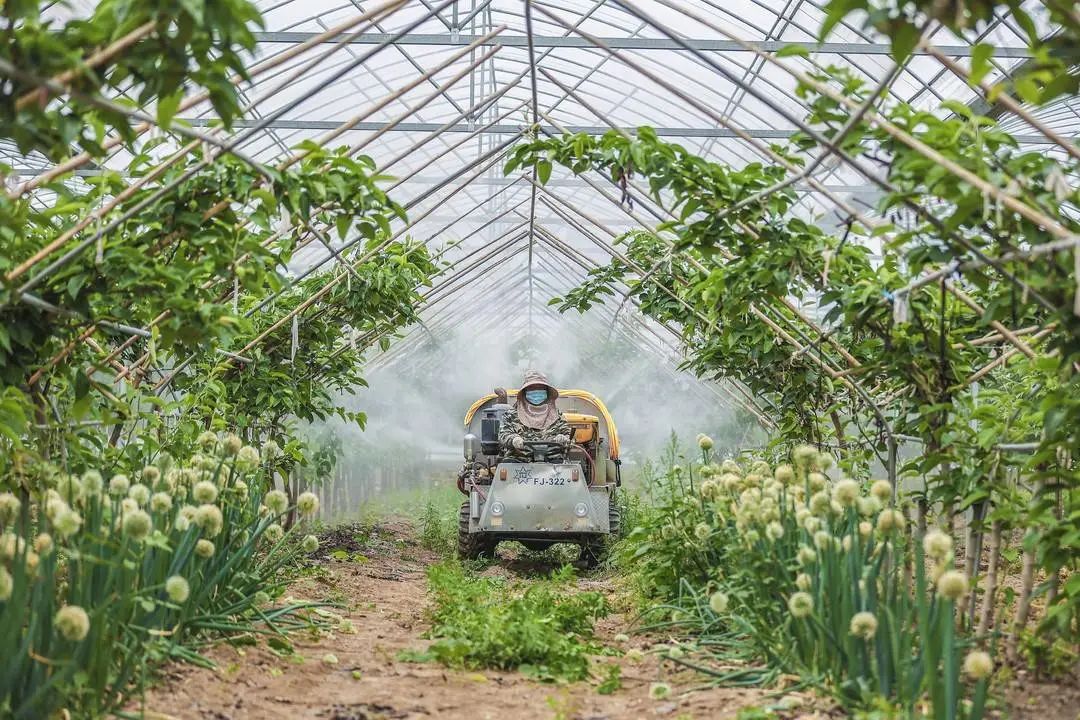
[892,289,910,324]
[290,316,299,364]
[1074,245,1080,317]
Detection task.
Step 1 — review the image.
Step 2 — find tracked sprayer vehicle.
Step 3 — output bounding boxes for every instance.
[457,388,622,566]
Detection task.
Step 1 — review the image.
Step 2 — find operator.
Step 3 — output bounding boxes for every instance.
[499,370,572,461]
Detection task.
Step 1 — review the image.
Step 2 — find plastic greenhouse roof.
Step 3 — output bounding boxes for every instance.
[9,0,1078,398]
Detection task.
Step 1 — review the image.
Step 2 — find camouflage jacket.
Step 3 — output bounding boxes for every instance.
[498,410,572,460]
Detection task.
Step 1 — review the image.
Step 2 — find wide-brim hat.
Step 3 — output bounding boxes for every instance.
[518,370,559,399]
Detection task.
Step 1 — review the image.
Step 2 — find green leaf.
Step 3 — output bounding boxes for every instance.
[536,159,552,185]
[889,22,921,62]
[335,214,352,241]
[156,91,183,130]
[776,44,810,58]
[969,44,994,86]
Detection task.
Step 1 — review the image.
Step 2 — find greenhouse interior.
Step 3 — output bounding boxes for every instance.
[0,0,1078,718]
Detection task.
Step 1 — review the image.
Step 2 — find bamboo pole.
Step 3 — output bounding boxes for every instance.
[14,20,157,111]
[8,0,407,201]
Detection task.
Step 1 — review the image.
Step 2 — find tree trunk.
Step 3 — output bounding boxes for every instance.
[1007,535,1038,663]
[977,520,1003,638]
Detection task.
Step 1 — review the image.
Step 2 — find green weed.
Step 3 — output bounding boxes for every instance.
[402,561,609,681]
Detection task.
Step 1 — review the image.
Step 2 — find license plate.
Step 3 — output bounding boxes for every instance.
[511,465,571,486]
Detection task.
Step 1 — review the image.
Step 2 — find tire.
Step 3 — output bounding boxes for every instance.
[458,501,495,560]
[609,495,622,539]
[579,496,621,569]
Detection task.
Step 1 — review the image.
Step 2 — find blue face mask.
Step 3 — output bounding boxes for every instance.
[524,389,549,406]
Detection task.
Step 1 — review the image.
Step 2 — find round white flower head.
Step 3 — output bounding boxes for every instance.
[766,522,784,541]
[43,492,67,522]
[708,591,729,614]
[0,565,13,601]
[787,592,813,619]
[197,431,219,452]
[808,472,828,492]
[194,504,224,538]
[719,459,742,476]
[57,474,83,502]
[322,653,339,665]
[667,645,684,659]
[858,521,873,539]
[625,648,645,663]
[175,515,191,532]
[233,480,248,498]
[193,480,218,505]
[849,611,878,640]
[842,535,854,553]
[222,434,243,457]
[670,464,683,476]
[297,492,319,518]
[142,465,161,485]
[937,570,968,601]
[128,483,150,506]
[264,490,289,515]
[857,496,882,518]
[774,464,795,486]
[179,504,198,521]
[802,516,822,534]
[816,452,834,471]
[54,605,90,641]
[197,454,218,472]
[697,434,714,451]
[870,479,892,502]
[0,533,26,561]
[743,530,760,544]
[797,545,817,566]
[694,522,711,541]
[751,460,772,477]
[963,650,993,680]
[150,492,173,513]
[194,538,216,559]
[34,533,53,555]
[120,497,139,515]
[122,509,152,541]
[261,439,281,461]
[809,491,831,517]
[0,492,20,524]
[923,529,953,561]
[108,474,130,497]
[301,534,319,553]
[81,470,104,495]
[832,479,859,508]
[53,508,83,539]
[795,572,812,591]
[792,445,817,469]
[648,682,672,700]
[166,575,190,603]
[876,509,905,534]
[813,530,834,551]
[699,464,716,479]
[236,445,260,470]
[264,523,285,545]
[613,633,630,644]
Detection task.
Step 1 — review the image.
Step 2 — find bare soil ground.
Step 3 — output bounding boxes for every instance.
[134,521,775,720]
[134,521,1077,720]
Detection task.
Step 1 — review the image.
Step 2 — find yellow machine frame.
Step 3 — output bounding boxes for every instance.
[463,388,620,460]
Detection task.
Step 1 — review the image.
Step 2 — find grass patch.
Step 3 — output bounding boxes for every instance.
[401,561,609,681]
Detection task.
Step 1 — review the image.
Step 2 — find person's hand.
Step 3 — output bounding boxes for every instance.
[553,434,571,446]
[510,435,525,450]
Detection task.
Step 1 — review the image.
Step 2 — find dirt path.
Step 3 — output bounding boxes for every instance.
[137,522,773,720]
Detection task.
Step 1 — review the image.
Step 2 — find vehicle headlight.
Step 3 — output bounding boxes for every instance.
[574,502,588,518]
[490,501,505,516]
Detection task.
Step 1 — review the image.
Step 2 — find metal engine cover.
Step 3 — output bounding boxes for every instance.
[473,463,610,534]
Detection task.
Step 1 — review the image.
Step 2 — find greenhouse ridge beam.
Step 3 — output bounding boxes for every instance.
[173,119,1066,144]
[179,117,791,138]
[251,31,1033,57]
